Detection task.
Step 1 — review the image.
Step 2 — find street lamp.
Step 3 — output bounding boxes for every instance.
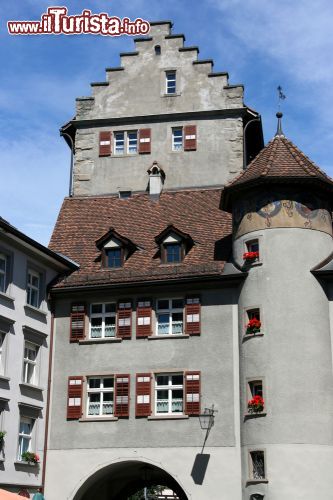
[199,405,217,453]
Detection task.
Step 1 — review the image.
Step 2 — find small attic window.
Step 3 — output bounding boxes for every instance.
[155,225,194,265]
[119,190,132,199]
[96,228,137,269]
[155,45,161,55]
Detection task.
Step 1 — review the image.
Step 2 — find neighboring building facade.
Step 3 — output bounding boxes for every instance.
[0,217,77,497]
[45,21,333,500]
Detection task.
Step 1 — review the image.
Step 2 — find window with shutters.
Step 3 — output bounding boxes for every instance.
[136,300,152,338]
[87,377,114,417]
[22,341,39,385]
[114,131,138,155]
[166,71,176,94]
[172,125,197,151]
[18,417,34,461]
[156,299,184,336]
[155,373,183,415]
[249,450,267,481]
[90,303,116,339]
[67,377,83,419]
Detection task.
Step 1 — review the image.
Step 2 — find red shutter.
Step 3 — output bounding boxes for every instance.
[70,304,86,342]
[99,131,112,156]
[114,374,130,417]
[185,297,201,335]
[136,299,152,338]
[138,129,151,154]
[184,125,197,151]
[117,301,132,339]
[67,376,83,419]
[185,371,201,415]
[136,373,152,417]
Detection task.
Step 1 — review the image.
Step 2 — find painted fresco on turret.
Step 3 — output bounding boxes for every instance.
[233,191,332,238]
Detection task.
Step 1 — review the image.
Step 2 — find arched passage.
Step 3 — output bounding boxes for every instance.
[73,460,189,500]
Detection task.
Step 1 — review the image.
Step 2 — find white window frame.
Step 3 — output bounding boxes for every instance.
[0,331,6,376]
[22,341,38,386]
[249,450,266,480]
[86,376,114,418]
[114,131,138,155]
[89,303,116,339]
[166,71,176,94]
[18,417,34,461]
[155,373,184,415]
[0,253,7,293]
[27,269,40,308]
[172,127,183,151]
[156,298,184,336]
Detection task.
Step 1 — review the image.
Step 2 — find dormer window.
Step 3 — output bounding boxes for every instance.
[106,248,122,268]
[96,228,137,269]
[166,243,181,263]
[155,225,194,265]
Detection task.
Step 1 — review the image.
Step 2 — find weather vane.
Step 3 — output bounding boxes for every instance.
[277,85,286,111]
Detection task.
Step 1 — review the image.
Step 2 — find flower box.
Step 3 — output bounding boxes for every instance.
[248,395,264,413]
[246,318,261,335]
[21,451,39,464]
[243,251,259,262]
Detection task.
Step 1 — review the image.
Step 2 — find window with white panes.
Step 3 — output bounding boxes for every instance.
[90,303,116,339]
[172,128,183,151]
[0,253,7,293]
[249,450,266,480]
[155,373,183,414]
[166,71,176,94]
[156,299,183,335]
[27,269,40,308]
[0,332,5,375]
[127,131,138,154]
[87,377,114,417]
[23,341,38,385]
[114,131,138,155]
[18,417,34,460]
[114,132,125,154]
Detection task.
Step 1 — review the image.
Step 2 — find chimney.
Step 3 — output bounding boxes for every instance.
[147,161,165,199]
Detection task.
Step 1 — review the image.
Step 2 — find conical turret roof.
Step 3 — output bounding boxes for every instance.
[221,133,333,211]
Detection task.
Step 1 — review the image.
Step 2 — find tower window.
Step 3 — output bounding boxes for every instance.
[166,71,176,94]
[154,45,161,55]
[106,248,122,268]
[245,308,261,335]
[247,380,265,414]
[243,238,260,263]
[249,450,266,481]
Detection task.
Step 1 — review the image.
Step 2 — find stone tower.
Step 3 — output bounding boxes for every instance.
[221,115,333,500]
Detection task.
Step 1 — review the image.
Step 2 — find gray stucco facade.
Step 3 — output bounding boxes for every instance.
[45,20,333,500]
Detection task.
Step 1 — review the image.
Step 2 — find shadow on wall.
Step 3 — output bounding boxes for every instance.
[191,454,210,485]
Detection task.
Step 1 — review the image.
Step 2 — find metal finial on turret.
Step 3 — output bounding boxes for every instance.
[275,111,284,137]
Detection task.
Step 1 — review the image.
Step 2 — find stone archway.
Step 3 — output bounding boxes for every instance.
[73,460,189,500]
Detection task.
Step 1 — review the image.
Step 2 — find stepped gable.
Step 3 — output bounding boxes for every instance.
[221,134,333,210]
[49,189,232,289]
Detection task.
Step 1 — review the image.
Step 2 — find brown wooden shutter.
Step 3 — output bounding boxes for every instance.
[185,297,201,335]
[184,125,197,151]
[67,376,83,419]
[136,299,152,338]
[70,304,86,342]
[185,371,201,415]
[114,374,130,417]
[136,373,152,417]
[99,131,112,156]
[138,129,151,154]
[117,301,132,339]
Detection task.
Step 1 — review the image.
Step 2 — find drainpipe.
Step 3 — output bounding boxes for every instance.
[41,303,55,494]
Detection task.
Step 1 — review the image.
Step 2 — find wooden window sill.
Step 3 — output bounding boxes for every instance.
[148,335,189,340]
[244,412,267,420]
[147,415,189,420]
[79,338,122,344]
[79,417,118,422]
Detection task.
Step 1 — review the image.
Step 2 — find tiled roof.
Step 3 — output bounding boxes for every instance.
[228,134,333,187]
[49,189,233,289]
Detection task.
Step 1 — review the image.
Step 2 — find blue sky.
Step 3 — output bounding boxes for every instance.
[1,0,333,245]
